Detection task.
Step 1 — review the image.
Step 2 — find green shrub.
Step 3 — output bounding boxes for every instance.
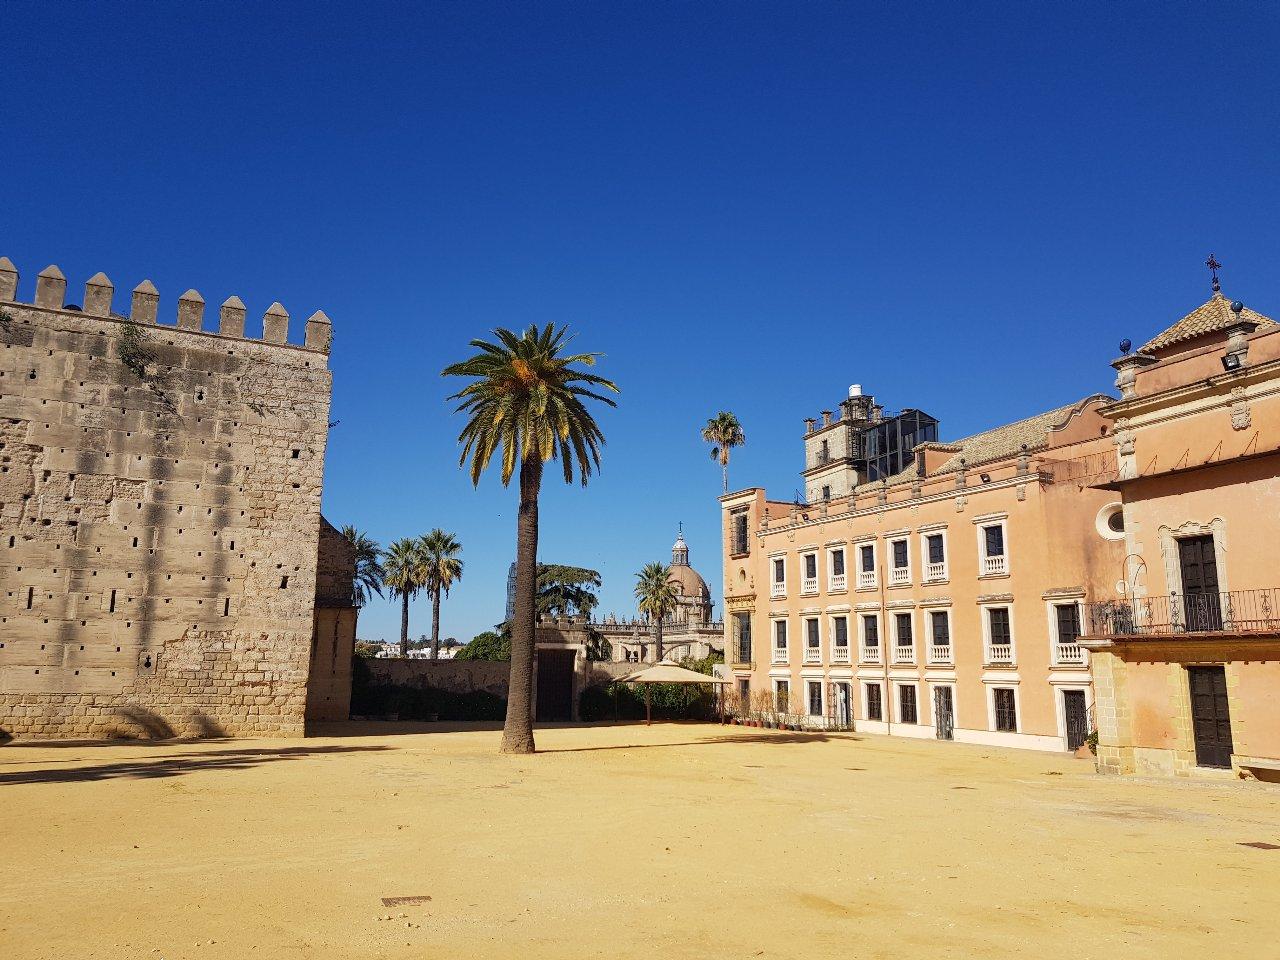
[350,657,506,721]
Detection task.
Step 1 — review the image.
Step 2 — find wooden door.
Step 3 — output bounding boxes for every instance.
[1178,536,1222,631]
[1188,666,1233,768]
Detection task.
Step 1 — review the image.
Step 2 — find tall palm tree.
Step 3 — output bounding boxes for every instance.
[341,525,385,609]
[420,529,464,660]
[444,324,618,754]
[635,561,679,664]
[383,537,426,658]
[702,411,746,493]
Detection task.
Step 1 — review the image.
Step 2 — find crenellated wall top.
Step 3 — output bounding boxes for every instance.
[0,257,333,355]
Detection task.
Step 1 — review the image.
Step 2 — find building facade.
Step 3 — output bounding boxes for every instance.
[1081,282,1280,778]
[721,386,1125,751]
[0,257,355,740]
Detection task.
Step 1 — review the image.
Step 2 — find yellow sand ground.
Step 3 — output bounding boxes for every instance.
[2,722,1278,960]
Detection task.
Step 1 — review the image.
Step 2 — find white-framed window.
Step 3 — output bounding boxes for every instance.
[990,685,1019,733]
[772,618,789,663]
[859,612,882,664]
[921,530,948,583]
[800,552,819,595]
[982,604,1016,665]
[896,681,919,724]
[807,679,825,718]
[857,542,877,589]
[771,556,786,598]
[830,614,850,663]
[1049,600,1086,666]
[863,681,884,721]
[977,519,1009,577]
[773,678,790,712]
[889,537,911,586]
[892,610,915,663]
[828,547,847,592]
[803,616,821,663]
[927,608,952,664]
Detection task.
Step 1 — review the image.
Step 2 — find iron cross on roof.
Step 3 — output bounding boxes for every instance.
[1206,254,1223,293]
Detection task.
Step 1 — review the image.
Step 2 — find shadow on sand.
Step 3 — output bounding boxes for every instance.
[0,744,389,786]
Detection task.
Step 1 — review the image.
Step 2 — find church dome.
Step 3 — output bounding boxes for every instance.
[668,563,711,600]
[667,527,710,599]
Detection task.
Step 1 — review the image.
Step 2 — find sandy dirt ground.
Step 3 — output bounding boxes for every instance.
[2,722,1278,960]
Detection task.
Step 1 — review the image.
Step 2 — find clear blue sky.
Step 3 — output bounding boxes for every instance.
[6,2,1279,644]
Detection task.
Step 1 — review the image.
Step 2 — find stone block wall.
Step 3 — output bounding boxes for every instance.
[0,257,335,740]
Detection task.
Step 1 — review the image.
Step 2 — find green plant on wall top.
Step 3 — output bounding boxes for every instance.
[118,321,156,381]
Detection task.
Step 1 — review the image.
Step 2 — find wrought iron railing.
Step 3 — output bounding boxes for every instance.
[1083,589,1280,637]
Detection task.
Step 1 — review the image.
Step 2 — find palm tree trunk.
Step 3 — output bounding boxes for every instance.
[502,456,541,754]
[399,592,410,658]
[722,458,728,494]
[430,589,442,660]
[655,616,664,663]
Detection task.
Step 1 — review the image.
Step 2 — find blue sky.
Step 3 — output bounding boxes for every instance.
[6,2,1279,644]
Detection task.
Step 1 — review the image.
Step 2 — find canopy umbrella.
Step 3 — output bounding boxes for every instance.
[619,664,729,725]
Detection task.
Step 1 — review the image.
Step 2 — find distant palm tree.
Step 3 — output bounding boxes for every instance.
[444,324,618,754]
[635,561,679,663]
[702,411,746,493]
[341,525,385,609]
[383,537,426,658]
[420,529,464,660]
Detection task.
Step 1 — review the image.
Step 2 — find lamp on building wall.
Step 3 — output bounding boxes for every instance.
[979,472,991,483]
[1221,353,1242,372]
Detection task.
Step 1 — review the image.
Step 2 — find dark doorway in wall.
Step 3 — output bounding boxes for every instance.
[535,649,575,723]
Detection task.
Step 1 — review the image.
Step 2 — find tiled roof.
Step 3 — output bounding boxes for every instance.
[1139,291,1276,354]
[880,395,1112,485]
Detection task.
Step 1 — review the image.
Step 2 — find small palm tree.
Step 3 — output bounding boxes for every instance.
[702,411,746,493]
[635,561,679,663]
[341,525,385,609]
[420,529,464,660]
[383,537,426,658]
[444,324,618,754]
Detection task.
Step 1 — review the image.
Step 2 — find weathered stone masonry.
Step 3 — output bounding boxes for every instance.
[0,257,348,739]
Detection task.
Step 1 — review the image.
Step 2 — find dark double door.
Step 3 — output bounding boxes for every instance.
[1189,666,1234,768]
[1063,690,1089,752]
[1178,536,1222,631]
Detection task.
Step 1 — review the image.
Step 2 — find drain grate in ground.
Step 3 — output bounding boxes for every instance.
[382,895,433,907]
[1238,842,1280,850]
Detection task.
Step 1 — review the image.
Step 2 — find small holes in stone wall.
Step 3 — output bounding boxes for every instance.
[280,576,289,589]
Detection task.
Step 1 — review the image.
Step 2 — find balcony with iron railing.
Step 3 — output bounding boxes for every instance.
[831,643,851,664]
[889,566,910,587]
[860,645,882,665]
[829,573,847,592]
[928,644,953,666]
[985,643,1014,665]
[857,570,877,590]
[771,581,786,599]
[893,643,915,664]
[982,554,1008,577]
[1081,588,1280,639]
[924,561,947,583]
[801,577,819,596]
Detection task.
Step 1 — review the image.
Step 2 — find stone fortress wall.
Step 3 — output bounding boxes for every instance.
[0,257,343,739]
